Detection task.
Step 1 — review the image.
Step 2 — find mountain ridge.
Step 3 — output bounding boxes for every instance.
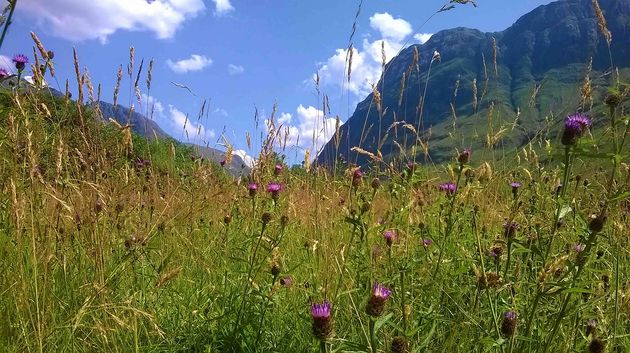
[317,0,630,167]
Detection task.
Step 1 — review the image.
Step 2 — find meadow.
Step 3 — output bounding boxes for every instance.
[1,2,629,352]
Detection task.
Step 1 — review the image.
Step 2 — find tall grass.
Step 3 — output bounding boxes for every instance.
[1,2,629,352]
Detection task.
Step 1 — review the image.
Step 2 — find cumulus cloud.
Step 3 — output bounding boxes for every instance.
[233,149,256,168]
[270,105,337,158]
[369,12,412,42]
[212,0,234,15]
[167,54,212,73]
[414,33,433,44]
[18,0,205,42]
[315,12,414,98]
[213,108,229,117]
[227,64,244,75]
[140,94,215,142]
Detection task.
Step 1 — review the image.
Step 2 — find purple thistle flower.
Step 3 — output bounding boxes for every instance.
[366,282,392,317]
[352,168,363,187]
[311,301,331,319]
[511,181,522,197]
[458,148,471,164]
[438,182,457,196]
[422,238,433,248]
[383,229,396,247]
[247,182,258,197]
[562,113,591,146]
[503,220,519,238]
[501,311,518,337]
[0,68,8,79]
[311,300,333,340]
[12,54,28,71]
[220,159,226,166]
[279,275,293,287]
[572,243,586,253]
[274,163,283,175]
[267,182,282,200]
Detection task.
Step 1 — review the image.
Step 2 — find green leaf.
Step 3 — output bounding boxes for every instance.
[374,312,393,333]
[610,190,630,203]
[559,205,572,219]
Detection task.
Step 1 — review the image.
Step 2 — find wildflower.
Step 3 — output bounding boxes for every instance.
[501,311,517,338]
[311,301,333,340]
[503,220,519,238]
[371,177,381,189]
[391,336,410,353]
[585,319,597,336]
[366,282,392,317]
[510,181,522,197]
[280,275,293,287]
[247,182,258,197]
[406,161,417,172]
[352,168,363,187]
[458,148,471,164]
[383,229,396,247]
[572,243,586,253]
[561,113,591,146]
[422,238,433,248]
[488,244,504,258]
[274,163,283,175]
[478,272,502,289]
[270,262,281,278]
[0,68,8,79]
[588,213,606,233]
[267,182,282,200]
[438,182,457,196]
[588,338,605,353]
[12,54,28,71]
[220,159,226,166]
[261,212,272,225]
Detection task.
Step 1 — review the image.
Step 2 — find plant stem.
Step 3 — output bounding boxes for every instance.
[369,318,377,353]
[0,0,17,52]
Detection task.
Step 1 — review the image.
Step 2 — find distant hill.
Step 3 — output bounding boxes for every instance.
[317,0,630,167]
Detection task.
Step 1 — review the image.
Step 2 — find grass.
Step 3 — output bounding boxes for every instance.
[1,2,630,352]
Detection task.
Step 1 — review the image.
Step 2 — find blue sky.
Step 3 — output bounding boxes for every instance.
[1,0,553,165]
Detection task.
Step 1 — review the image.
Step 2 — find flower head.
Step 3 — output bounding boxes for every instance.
[562,113,591,145]
[501,311,517,337]
[311,300,333,340]
[247,182,258,197]
[12,54,28,71]
[503,220,519,238]
[274,163,283,175]
[438,182,457,196]
[510,181,522,197]
[0,68,8,79]
[422,238,433,248]
[572,243,586,253]
[267,182,282,200]
[366,282,392,317]
[383,229,396,247]
[458,148,471,164]
[352,168,363,187]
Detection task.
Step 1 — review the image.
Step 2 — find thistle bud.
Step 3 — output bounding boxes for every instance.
[391,336,410,353]
[501,311,517,338]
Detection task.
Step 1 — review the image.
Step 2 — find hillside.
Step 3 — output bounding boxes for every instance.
[317,0,630,167]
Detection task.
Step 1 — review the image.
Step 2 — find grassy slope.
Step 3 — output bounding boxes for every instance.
[1,78,629,353]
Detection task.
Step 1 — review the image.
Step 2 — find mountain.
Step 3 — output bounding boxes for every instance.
[317,0,630,167]
[97,102,251,175]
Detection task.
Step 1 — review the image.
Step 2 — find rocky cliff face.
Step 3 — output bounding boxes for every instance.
[317,0,630,167]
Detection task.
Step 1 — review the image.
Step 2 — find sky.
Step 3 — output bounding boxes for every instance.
[1,0,554,165]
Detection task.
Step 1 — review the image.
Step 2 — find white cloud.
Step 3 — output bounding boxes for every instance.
[227,64,244,75]
[18,0,205,42]
[369,12,412,42]
[140,94,214,142]
[0,55,13,72]
[315,12,414,98]
[212,0,234,15]
[270,105,337,158]
[167,54,212,74]
[414,33,433,44]
[233,149,256,168]
[213,108,228,117]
